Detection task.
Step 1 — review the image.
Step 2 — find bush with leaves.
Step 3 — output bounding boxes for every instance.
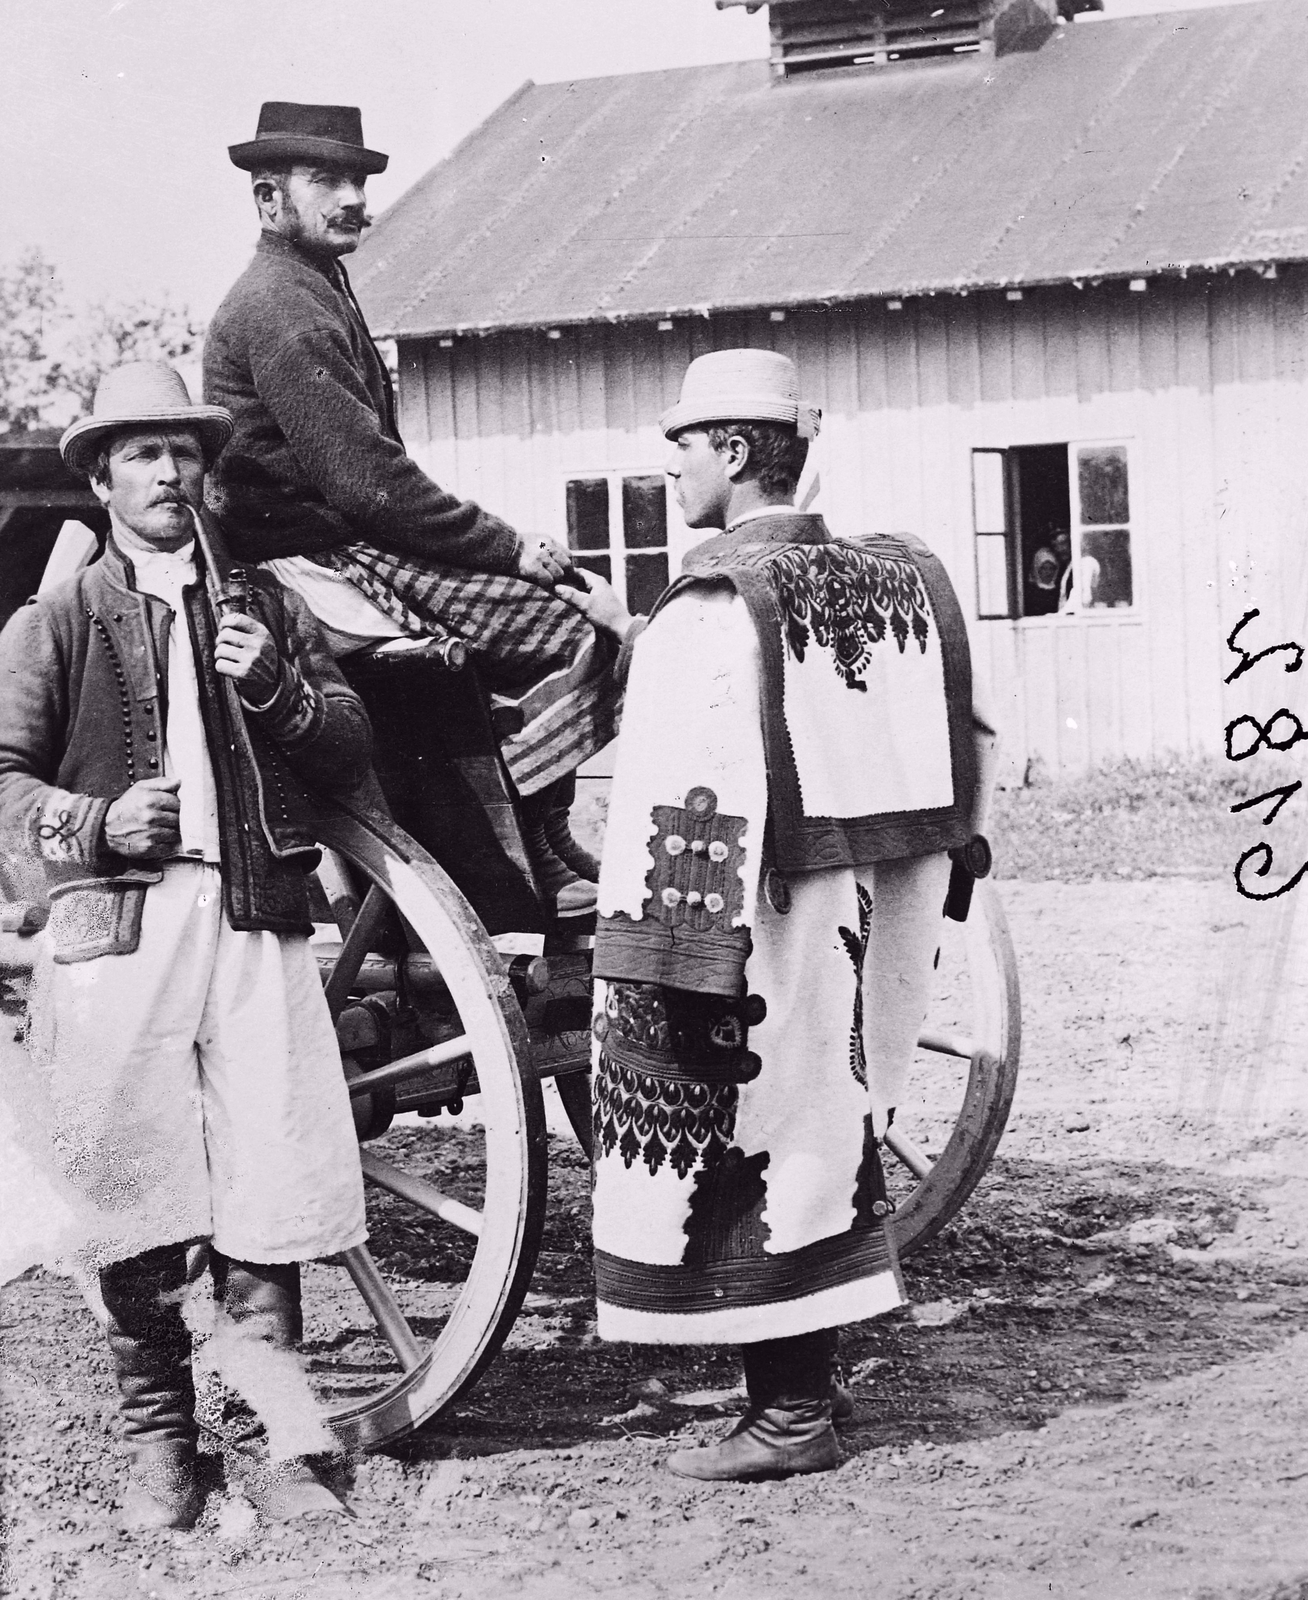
[0,249,204,433]
[0,249,63,432]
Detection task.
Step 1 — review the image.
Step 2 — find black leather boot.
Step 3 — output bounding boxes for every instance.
[667,1331,840,1482]
[210,1254,346,1520]
[520,779,599,917]
[540,773,602,883]
[100,1245,202,1531]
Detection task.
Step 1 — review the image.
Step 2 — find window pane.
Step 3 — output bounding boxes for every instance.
[625,552,669,616]
[1078,529,1132,609]
[622,474,668,550]
[975,533,1012,618]
[566,478,610,551]
[574,554,612,584]
[972,450,1006,535]
[1077,446,1129,526]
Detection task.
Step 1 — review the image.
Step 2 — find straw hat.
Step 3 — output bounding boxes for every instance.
[659,349,822,440]
[59,363,233,478]
[228,102,389,175]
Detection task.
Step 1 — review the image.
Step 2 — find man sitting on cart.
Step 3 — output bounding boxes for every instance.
[0,361,372,1529]
[204,101,617,919]
[563,349,1000,1481]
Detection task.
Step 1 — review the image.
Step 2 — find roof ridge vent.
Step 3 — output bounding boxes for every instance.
[717,0,1102,78]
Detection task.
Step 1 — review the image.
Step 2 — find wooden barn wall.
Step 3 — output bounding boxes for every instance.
[396,272,1308,777]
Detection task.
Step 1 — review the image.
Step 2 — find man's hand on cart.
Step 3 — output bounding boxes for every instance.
[104,776,183,858]
[214,612,280,702]
[555,566,639,642]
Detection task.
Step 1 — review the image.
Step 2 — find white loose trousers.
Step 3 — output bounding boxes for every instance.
[22,862,367,1271]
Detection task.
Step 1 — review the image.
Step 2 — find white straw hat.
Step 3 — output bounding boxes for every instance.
[60,362,233,478]
[659,348,822,440]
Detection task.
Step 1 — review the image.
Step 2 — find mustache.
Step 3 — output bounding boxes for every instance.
[331,210,371,230]
[150,492,190,507]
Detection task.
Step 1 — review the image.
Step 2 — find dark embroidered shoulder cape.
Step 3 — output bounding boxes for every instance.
[658,513,976,874]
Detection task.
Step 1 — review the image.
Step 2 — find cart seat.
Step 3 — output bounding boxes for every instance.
[340,640,548,937]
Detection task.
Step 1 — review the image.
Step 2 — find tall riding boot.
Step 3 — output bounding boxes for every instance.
[540,773,602,883]
[520,779,598,918]
[667,1331,840,1482]
[100,1245,202,1531]
[210,1254,346,1520]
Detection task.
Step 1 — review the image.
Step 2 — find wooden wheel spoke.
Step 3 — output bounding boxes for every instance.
[298,801,549,1450]
[317,849,363,936]
[339,1245,424,1372]
[324,883,390,1020]
[917,1028,974,1060]
[347,1033,473,1097]
[360,1149,483,1237]
[884,1124,934,1181]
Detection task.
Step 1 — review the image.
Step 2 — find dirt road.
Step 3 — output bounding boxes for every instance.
[3,879,1307,1599]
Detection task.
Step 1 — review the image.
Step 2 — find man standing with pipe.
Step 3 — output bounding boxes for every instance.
[0,362,371,1527]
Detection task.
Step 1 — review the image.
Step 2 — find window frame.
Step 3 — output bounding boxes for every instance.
[970,439,1139,624]
[561,468,674,616]
[1063,438,1136,617]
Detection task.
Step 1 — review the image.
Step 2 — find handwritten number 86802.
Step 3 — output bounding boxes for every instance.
[1225,609,1306,900]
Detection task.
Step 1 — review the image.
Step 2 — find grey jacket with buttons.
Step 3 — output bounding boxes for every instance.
[0,538,373,935]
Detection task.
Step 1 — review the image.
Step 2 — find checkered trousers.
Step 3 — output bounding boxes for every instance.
[332,543,621,796]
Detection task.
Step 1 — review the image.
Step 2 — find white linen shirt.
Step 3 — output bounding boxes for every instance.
[130,541,221,863]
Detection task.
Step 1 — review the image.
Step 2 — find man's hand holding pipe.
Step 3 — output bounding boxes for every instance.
[214,612,280,701]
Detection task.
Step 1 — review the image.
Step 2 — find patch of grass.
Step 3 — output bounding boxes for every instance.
[989,754,1307,883]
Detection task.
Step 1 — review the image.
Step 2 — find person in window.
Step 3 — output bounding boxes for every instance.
[1059,540,1102,611]
[561,349,1001,1481]
[1029,527,1070,599]
[204,103,618,917]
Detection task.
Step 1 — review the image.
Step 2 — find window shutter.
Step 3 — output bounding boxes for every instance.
[972,449,1016,619]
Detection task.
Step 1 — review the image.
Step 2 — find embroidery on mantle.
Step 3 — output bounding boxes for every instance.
[593,1053,739,1180]
[682,1146,772,1268]
[593,786,753,997]
[838,882,874,1088]
[766,543,932,690]
[644,787,748,930]
[593,981,765,1078]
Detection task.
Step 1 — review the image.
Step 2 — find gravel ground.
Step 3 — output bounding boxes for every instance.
[3,776,1308,1598]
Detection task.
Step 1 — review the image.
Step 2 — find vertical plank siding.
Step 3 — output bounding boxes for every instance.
[399,272,1308,775]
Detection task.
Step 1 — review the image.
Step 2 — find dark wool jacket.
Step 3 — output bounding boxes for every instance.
[203,231,520,573]
[0,539,374,935]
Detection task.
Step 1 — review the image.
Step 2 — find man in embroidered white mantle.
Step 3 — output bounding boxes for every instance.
[563,349,1000,1481]
[0,363,372,1528]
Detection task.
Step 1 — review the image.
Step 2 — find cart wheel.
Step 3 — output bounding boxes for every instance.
[885,880,1021,1258]
[300,801,547,1453]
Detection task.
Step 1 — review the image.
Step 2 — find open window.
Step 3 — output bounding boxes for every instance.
[564,472,671,616]
[970,442,1134,619]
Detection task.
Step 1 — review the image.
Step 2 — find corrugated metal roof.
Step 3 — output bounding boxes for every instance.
[354,0,1308,338]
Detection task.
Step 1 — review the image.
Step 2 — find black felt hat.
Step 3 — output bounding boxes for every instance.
[228,102,389,175]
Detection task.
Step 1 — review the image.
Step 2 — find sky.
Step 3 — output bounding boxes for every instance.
[1,0,1268,323]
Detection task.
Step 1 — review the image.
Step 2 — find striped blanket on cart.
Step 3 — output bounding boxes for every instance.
[333,542,621,797]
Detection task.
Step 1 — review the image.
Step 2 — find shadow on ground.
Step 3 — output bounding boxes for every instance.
[383,1136,1308,1463]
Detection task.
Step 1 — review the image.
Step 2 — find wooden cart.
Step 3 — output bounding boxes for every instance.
[0,632,1020,1454]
